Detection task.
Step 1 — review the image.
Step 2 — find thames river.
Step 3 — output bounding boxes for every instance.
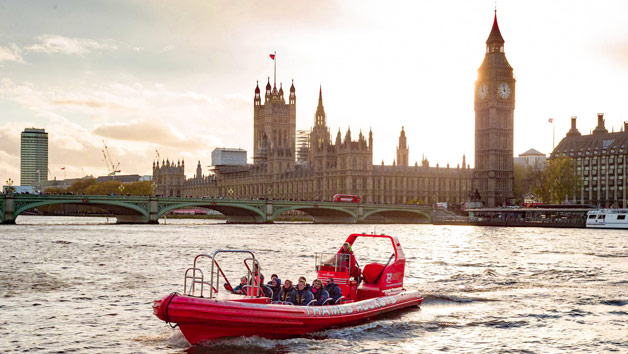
[1,216,627,353]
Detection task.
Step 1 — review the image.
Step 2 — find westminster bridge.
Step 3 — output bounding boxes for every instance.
[0,194,433,224]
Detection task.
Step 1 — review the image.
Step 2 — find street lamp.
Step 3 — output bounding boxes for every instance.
[118,184,125,195]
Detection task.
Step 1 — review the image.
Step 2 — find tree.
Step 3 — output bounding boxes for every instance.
[534,156,581,204]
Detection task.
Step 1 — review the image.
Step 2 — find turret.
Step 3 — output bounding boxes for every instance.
[289,79,296,105]
[265,77,271,102]
[254,81,261,106]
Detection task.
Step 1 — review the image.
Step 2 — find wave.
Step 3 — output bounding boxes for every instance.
[421,293,499,304]
[600,299,628,306]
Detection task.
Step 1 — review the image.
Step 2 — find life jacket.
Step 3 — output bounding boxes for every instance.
[280,286,294,301]
[312,287,326,303]
[295,289,310,305]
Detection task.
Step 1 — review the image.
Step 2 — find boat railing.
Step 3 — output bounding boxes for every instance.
[184,250,258,298]
[208,250,257,298]
[184,267,208,297]
[315,252,351,275]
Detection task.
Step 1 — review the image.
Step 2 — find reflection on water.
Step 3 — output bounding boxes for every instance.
[1,216,627,353]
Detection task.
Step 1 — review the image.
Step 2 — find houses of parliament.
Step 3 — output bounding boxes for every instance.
[153,13,515,207]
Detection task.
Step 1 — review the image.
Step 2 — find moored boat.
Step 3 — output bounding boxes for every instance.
[153,233,423,344]
[586,209,628,229]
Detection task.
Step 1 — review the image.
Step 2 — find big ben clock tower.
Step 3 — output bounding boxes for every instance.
[474,11,515,207]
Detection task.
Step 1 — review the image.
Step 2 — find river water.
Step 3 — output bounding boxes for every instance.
[0,216,627,353]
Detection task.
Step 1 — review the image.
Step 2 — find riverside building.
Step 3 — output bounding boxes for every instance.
[20,128,48,188]
[153,84,472,204]
[152,14,519,204]
[551,114,628,208]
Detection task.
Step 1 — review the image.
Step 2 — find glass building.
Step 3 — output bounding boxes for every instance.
[21,128,48,187]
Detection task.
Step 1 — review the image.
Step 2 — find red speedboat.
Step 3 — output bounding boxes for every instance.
[153,233,423,344]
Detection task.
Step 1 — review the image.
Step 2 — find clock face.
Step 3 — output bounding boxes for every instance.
[477,83,488,99]
[498,82,511,99]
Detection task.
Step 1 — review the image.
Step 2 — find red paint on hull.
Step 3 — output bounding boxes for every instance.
[154,291,423,344]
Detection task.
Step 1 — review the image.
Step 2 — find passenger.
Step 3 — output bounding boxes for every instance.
[324,277,343,303]
[232,276,248,295]
[267,273,282,288]
[278,279,296,304]
[298,276,311,292]
[294,280,314,306]
[311,279,329,306]
[267,278,281,302]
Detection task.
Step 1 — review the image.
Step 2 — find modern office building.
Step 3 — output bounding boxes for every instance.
[20,128,48,187]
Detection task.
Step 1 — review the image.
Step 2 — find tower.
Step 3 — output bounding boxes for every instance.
[473,11,516,207]
[396,126,409,167]
[21,128,48,187]
[309,86,331,166]
[253,77,297,166]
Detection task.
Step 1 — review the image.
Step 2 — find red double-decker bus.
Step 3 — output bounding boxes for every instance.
[333,194,361,203]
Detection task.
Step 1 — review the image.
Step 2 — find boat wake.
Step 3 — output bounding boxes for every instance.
[421,293,499,304]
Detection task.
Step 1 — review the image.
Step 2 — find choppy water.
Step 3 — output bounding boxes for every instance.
[1,216,627,353]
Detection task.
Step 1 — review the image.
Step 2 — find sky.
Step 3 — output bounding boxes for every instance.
[1,0,628,183]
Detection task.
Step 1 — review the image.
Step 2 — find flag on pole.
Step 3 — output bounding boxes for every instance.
[60,167,65,170]
[548,118,553,123]
[269,54,275,60]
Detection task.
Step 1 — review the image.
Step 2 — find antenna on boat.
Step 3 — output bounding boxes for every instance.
[372,226,376,235]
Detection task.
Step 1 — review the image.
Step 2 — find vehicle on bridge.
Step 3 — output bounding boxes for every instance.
[152,233,423,344]
[333,194,361,203]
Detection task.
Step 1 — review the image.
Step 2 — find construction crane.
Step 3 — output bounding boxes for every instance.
[102,141,121,178]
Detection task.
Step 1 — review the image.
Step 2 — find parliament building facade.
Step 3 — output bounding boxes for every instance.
[153,14,520,206]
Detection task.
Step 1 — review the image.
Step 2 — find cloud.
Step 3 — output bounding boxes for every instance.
[92,120,206,150]
[0,44,23,63]
[25,34,117,55]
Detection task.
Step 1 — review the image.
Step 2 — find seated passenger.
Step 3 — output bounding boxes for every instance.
[267,278,281,302]
[232,276,248,295]
[311,279,329,306]
[294,280,314,306]
[324,277,343,303]
[267,274,282,288]
[278,279,296,304]
[298,276,311,292]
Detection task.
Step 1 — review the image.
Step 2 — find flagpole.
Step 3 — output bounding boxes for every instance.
[552,119,556,151]
[273,51,276,88]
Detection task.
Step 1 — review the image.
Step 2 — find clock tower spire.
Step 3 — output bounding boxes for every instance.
[473,11,515,207]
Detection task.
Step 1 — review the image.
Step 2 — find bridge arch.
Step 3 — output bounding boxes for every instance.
[271,205,357,223]
[157,201,266,223]
[362,208,431,223]
[14,199,150,221]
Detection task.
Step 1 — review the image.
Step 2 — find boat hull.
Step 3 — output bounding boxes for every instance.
[154,291,423,344]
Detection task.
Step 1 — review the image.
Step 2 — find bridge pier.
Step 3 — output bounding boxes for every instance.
[1,195,16,224]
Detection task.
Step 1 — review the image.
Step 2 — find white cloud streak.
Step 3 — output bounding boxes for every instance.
[0,44,24,63]
[25,35,117,55]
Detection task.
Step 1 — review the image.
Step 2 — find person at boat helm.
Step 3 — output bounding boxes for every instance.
[324,277,343,304]
[232,276,248,295]
[278,279,296,304]
[250,263,264,286]
[338,242,360,279]
[311,279,329,306]
[294,280,314,306]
